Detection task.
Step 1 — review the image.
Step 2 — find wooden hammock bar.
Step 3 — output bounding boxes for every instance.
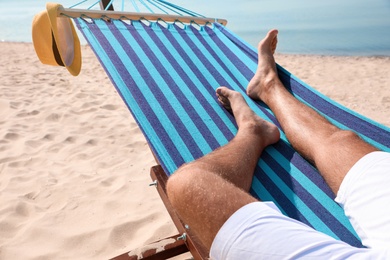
[57,7,228,26]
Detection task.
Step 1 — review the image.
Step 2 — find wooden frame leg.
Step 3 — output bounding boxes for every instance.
[150,166,209,260]
[111,234,188,260]
[111,166,209,260]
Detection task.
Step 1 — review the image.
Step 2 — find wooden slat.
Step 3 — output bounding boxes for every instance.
[57,7,228,26]
[111,234,188,260]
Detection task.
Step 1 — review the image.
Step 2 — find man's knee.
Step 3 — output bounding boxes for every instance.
[329,129,360,144]
[314,129,367,162]
[313,129,363,155]
[167,163,203,208]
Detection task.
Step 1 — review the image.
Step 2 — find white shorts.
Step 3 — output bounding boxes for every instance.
[335,151,390,249]
[210,152,390,259]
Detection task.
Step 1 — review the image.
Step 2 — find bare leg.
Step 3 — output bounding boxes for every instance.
[247,29,378,194]
[167,88,279,250]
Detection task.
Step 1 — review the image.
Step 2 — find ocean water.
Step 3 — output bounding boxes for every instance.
[1,0,389,56]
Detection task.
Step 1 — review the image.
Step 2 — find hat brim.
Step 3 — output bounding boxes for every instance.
[46,3,81,76]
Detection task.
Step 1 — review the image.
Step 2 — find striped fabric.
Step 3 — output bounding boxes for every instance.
[75,18,390,248]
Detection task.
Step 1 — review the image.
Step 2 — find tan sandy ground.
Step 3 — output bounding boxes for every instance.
[0,42,389,259]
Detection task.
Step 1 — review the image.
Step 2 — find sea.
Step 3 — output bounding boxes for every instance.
[1,0,389,56]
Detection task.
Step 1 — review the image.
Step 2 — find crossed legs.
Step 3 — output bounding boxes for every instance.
[167,29,379,251]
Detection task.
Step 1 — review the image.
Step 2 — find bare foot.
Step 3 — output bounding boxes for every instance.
[216,87,280,146]
[246,29,279,102]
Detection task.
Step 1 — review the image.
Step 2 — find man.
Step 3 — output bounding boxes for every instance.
[167,29,390,258]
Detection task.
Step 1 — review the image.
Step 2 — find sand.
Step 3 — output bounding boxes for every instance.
[0,42,389,259]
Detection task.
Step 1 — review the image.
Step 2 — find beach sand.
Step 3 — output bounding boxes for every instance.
[0,42,389,259]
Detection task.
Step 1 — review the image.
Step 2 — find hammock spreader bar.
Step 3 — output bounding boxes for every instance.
[58,8,228,25]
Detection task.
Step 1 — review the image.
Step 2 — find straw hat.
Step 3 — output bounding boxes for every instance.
[32,3,81,76]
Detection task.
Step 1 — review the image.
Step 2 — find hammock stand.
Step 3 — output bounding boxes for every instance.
[48,1,390,259]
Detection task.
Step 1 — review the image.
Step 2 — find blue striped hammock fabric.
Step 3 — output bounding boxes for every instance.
[74,17,390,248]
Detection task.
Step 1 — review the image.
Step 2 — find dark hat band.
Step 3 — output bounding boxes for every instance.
[52,32,65,67]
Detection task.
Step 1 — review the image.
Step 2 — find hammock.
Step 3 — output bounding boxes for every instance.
[69,8,390,250]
